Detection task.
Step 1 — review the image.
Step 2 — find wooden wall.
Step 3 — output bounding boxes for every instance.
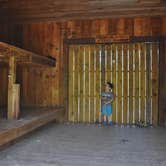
[0,16,165,124]
[0,24,23,110]
[160,17,166,125]
[0,23,61,109]
[0,68,8,109]
[65,17,162,38]
[64,17,166,125]
[160,43,166,125]
[0,25,10,110]
[19,23,61,108]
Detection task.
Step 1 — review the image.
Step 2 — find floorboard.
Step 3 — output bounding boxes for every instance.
[0,124,165,166]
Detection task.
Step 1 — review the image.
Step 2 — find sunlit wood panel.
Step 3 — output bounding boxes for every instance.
[68,42,159,125]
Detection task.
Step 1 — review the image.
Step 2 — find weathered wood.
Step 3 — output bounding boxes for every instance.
[0,0,166,23]
[68,43,159,125]
[0,68,8,115]
[159,41,166,126]
[0,108,64,147]
[152,42,159,126]
[140,43,145,122]
[13,84,20,119]
[7,56,20,120]
[0,17,165,125]
[7,56,16,119]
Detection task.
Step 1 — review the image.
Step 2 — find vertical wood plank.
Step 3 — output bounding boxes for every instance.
[123,44,128,124]
[118,44,122,124]
[146,43,151,124]
[115,44,119,124]
[0,68,8,118]
[93,46,97,123]
[72,46,76,122]
[135,43,140,123]
[68,46,74,122]
[127,44,130,124]
[129,44,133,124]
[95,45,100,123]
[8,55,16,119]
[138,43,141,123]
[100,45,105,123]
[84,45,90,123]
[152,42,159,126]
[111,44,117,123]
[140,43,145,123]
[90,45,95,123]
[88,46,91,123]
[74,46,79,122]
[150,43,153,125]
[79,45,84,122]
[83,46,86,122]
[77,46,81,122]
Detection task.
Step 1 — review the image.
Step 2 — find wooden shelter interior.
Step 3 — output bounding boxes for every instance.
[0,0,166,147]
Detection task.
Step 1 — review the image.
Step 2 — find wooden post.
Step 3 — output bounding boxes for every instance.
[8,55,16,119]
[60,23,68,121]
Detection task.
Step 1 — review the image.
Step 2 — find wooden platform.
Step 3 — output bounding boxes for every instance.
[0,108,64,147]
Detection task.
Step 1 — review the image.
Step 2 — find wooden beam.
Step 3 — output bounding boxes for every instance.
[31,55,56,67]
[65,36,166,45]
[0,42,56,67]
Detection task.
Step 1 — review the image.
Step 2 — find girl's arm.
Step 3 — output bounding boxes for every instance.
[104,99,113,105]
[104,93,114,105]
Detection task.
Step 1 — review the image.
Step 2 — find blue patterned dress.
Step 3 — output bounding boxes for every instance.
[101,92,114,116]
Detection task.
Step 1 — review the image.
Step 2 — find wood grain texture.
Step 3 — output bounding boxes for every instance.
[7,56,16,119]
[159,17,166,125]
[0,0,166,23]
[0,16,165,124]
[0,68,8,112]
[68,43,158,125]
[18,23,60,108]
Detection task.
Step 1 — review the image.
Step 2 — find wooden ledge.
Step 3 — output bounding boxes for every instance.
[0,42,56,67]
[0,108,64,147]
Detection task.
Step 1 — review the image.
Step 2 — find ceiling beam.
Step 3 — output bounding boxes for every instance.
[0,0,166,23]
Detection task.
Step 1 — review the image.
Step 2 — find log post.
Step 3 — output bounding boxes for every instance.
[7,55,16,119]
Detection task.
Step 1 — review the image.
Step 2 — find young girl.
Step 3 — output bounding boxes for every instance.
[101,82,114,126]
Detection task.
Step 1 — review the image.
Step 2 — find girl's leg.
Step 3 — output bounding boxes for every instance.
[103,115,107,122]
[102,105,107,125]
[102,115,107,125]
[108,114,113,126]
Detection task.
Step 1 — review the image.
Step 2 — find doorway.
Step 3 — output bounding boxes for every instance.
[68,42,159,125]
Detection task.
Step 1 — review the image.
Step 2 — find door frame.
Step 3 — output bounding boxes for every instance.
[65,36,163,125]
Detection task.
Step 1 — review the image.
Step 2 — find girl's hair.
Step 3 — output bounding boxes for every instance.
[107,82,113,89]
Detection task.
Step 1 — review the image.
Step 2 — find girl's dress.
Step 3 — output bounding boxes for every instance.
[101,92,114,116]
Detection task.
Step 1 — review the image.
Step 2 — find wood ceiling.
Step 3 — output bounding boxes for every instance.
[0,0,166,23]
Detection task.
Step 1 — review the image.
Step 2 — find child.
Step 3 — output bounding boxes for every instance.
[101,82,114,126]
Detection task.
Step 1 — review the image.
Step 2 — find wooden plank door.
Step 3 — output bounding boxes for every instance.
[68,42,159,125]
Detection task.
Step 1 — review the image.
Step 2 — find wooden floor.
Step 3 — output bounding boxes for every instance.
[0,123,165,166]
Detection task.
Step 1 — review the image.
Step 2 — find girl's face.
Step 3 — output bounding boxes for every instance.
[105,84,111,92]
